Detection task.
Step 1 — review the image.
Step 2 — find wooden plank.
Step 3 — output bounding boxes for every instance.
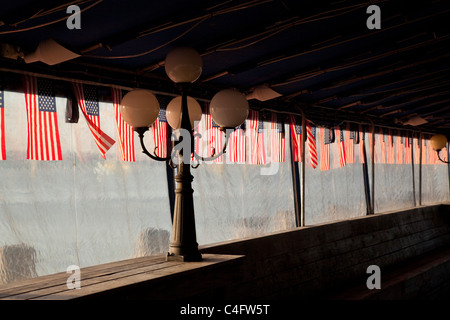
[0,254,167,298]
[0,254,244,300]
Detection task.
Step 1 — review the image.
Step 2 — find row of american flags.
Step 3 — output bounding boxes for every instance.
[0,75,447,165]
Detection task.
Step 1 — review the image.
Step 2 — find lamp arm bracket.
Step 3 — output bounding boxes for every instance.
[136,127,171,162]
[192,129,231,162]
[437,150,450,164]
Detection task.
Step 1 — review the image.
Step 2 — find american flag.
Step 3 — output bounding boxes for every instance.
[306,119,318,169]
[320,127,331,171]
[368,125,375,162]
[379,128,386,164]
[414,134,421,164]
[151,105,167,158]
[72,82,115,159]
[359,125,366,164]
[270,113,285,163]
[0,84,5,160]
[289,115,302,162]
[249,110,266,165]
[422,136,428,165]
[23,76,62,161]
[228,121,247,163]
[404,133,412,164]
[204,103,223,163]
[397,132,403,164]
[337,125,346,167]
[346,123,355,164]
[428,137,436,164]
[387,129,395,164]
[112,87,135,162]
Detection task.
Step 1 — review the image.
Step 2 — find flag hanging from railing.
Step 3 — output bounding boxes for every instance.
[0,84,5,160]
[23,76,62,161]
[337,125,346,167]
[204,103,223,163]
[249,110,266,165]
[151,106,167,158]
[289,115,302,162]
[228,121,247,163]
[111,87,135,162]
[72,82,115,159]
[320,127,331,171]
[422,136,428,165]
[270,113,285,163]
[359,125,366,164]
[379,128,386,164]
[404,133,412,164]
[387,129,395,164]
[346,123,355,164]
[397,132,403,164]
[306,119,318,169]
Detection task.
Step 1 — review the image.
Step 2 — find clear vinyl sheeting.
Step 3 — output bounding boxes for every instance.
[0,88,449,285]
[0,90,172,284]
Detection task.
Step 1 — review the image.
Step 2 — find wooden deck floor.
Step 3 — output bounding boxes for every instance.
[0,254,244,300]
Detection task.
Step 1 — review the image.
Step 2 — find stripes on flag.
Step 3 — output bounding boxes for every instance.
[289,115,302,162]
[0,84,5,160]
[359,125,366,164]
[404,133,412,164]
[414,134,421,165]
[387,129,395,164]
[112,87,135,162]
[397,132,403,165]
[306,119,318,169]
[379,128,386,164]
[270,113,285,163]
[23,75,62,161]
[320,127,331,171]
[228,121,247,163]
[368,125,375,162]
[346,123,355,164]
[72,82,115,159]
[204,103,223,163]
[337,125,346,167]
[422,136,428,165]
[151,105,168,158]
[249,110,266,165]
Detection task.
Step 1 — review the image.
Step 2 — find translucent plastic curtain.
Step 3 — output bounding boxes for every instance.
[373,131,415,213]
[0,90,172,283]
[303,126,366,225]
[193,122,296,245]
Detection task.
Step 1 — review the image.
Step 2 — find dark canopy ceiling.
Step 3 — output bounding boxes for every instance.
[1,0,449,134]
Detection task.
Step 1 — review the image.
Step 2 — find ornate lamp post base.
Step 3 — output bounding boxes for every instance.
[166,162,202,262]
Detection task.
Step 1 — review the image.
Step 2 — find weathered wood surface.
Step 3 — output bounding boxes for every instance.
[0,254,244,300]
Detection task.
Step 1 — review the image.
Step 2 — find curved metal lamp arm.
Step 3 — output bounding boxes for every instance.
[437,150,450,164]
[192,128,231,162]
[135,127,172,162]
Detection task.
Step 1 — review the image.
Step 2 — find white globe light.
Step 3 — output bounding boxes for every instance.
[210,89,249,129]
[166,96,202,130]
[164,47,202,83]
[431,134,448,151]
[120,89,160,128]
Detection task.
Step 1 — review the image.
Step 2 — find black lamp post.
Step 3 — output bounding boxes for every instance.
[119,47,249,262]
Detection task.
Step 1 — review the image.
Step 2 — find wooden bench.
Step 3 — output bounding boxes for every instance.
[0,254,244,300]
